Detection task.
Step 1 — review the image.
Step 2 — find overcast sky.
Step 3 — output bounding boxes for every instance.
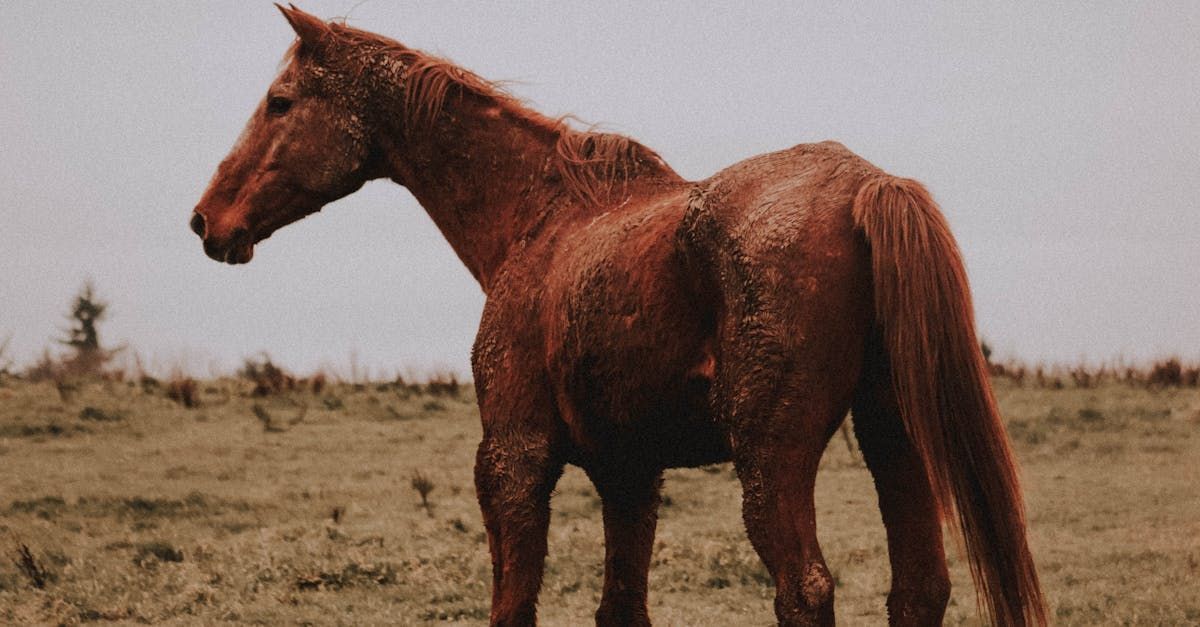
[1,2,1197,377]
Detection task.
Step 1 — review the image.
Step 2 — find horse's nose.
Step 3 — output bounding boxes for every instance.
[190,212,207,238]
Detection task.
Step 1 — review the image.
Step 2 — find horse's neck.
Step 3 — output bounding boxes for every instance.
[379,94,564,291]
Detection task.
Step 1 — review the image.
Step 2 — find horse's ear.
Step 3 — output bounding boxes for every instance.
[276,4,332,52]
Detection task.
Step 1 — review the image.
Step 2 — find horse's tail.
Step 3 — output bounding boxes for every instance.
[852,176,1047,626]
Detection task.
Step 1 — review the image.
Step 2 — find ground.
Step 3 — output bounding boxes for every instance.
[0,376,1197,625]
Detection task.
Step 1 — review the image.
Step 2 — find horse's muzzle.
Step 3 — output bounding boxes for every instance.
[202,228,254,265]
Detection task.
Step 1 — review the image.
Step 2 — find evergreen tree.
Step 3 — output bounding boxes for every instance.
[58,281,116,374]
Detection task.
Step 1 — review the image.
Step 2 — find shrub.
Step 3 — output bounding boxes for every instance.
[411,470,435,515]
[307,372,327,395]
[239,353,295,396]
[425,371,461,397]
[1147,358,1183,387]
[166,376,200,408]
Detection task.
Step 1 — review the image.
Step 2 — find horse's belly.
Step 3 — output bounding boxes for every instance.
[557,345,730,469]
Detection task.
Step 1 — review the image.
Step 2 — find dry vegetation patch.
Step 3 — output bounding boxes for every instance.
[0,377,1197,624]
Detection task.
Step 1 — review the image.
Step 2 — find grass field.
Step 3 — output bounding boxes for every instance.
[1,375,1197,625]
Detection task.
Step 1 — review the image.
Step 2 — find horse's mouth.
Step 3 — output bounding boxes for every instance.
[203,231,256,265]
[222,241,255,265]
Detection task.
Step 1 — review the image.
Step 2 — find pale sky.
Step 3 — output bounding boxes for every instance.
[2,2,1197,377]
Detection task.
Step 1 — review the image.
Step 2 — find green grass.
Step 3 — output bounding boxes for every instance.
[0,376,1197,624]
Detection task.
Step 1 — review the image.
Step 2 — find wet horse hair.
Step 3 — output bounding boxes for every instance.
[192,6,1048,625]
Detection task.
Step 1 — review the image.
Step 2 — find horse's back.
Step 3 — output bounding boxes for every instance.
[682,141,880,261]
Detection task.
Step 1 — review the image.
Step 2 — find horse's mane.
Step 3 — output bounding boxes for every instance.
[285,21,676,205]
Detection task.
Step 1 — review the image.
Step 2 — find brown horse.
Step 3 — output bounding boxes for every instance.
[191,6,1046,626]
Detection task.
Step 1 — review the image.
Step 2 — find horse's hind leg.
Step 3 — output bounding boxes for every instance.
[717,316,862,626]
[851,349,950,626]
[727,382,848,626]
[586,467,663,627]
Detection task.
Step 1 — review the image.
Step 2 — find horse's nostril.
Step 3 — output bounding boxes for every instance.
[190,212,206,237]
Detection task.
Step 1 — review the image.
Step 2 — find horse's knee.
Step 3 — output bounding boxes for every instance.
[775,561,835,626]
[887,572,950,626]
[475,437,558,502]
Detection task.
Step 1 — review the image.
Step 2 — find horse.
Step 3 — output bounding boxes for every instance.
[190,6,1046,626]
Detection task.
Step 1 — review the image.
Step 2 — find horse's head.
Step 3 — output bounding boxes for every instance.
[191,5,380,264]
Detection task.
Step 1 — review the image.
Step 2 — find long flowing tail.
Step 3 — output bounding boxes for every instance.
[852,176,1047,626]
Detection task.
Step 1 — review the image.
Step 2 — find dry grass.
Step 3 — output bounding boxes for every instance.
[0,376,1197,624]
[987,356,1200,391]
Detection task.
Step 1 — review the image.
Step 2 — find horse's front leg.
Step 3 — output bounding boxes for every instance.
[587,467,664,627]
[475,420,564,626]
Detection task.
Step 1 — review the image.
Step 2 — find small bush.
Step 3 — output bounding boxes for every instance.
[1069,366,1099,389]
[307,372,327,395]
[425,371,461,397]
[1148,359,1183,387]
[166,376,200,408]
[411,470,435,515]
[239,354,295,396]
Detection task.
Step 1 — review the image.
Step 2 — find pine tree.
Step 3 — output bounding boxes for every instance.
[58,281,117,375]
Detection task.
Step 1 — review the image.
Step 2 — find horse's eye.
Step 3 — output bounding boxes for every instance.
[266,96,293,116]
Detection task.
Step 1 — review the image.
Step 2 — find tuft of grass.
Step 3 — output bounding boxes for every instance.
[0,422,89,439]
[13,543,48,589]
[424,371,461,397]
[79,406,123,422]
[411,470,435,516]
[308,372,327,395]
[295,562,398,591]
[165,376,200,408]
[55,378,80,403]
[252,404,285,433]
[138,375,161,395]
[133,541,184,566]
[239,353,296,396]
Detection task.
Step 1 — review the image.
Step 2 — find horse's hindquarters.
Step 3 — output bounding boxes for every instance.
[675,143,880,624]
